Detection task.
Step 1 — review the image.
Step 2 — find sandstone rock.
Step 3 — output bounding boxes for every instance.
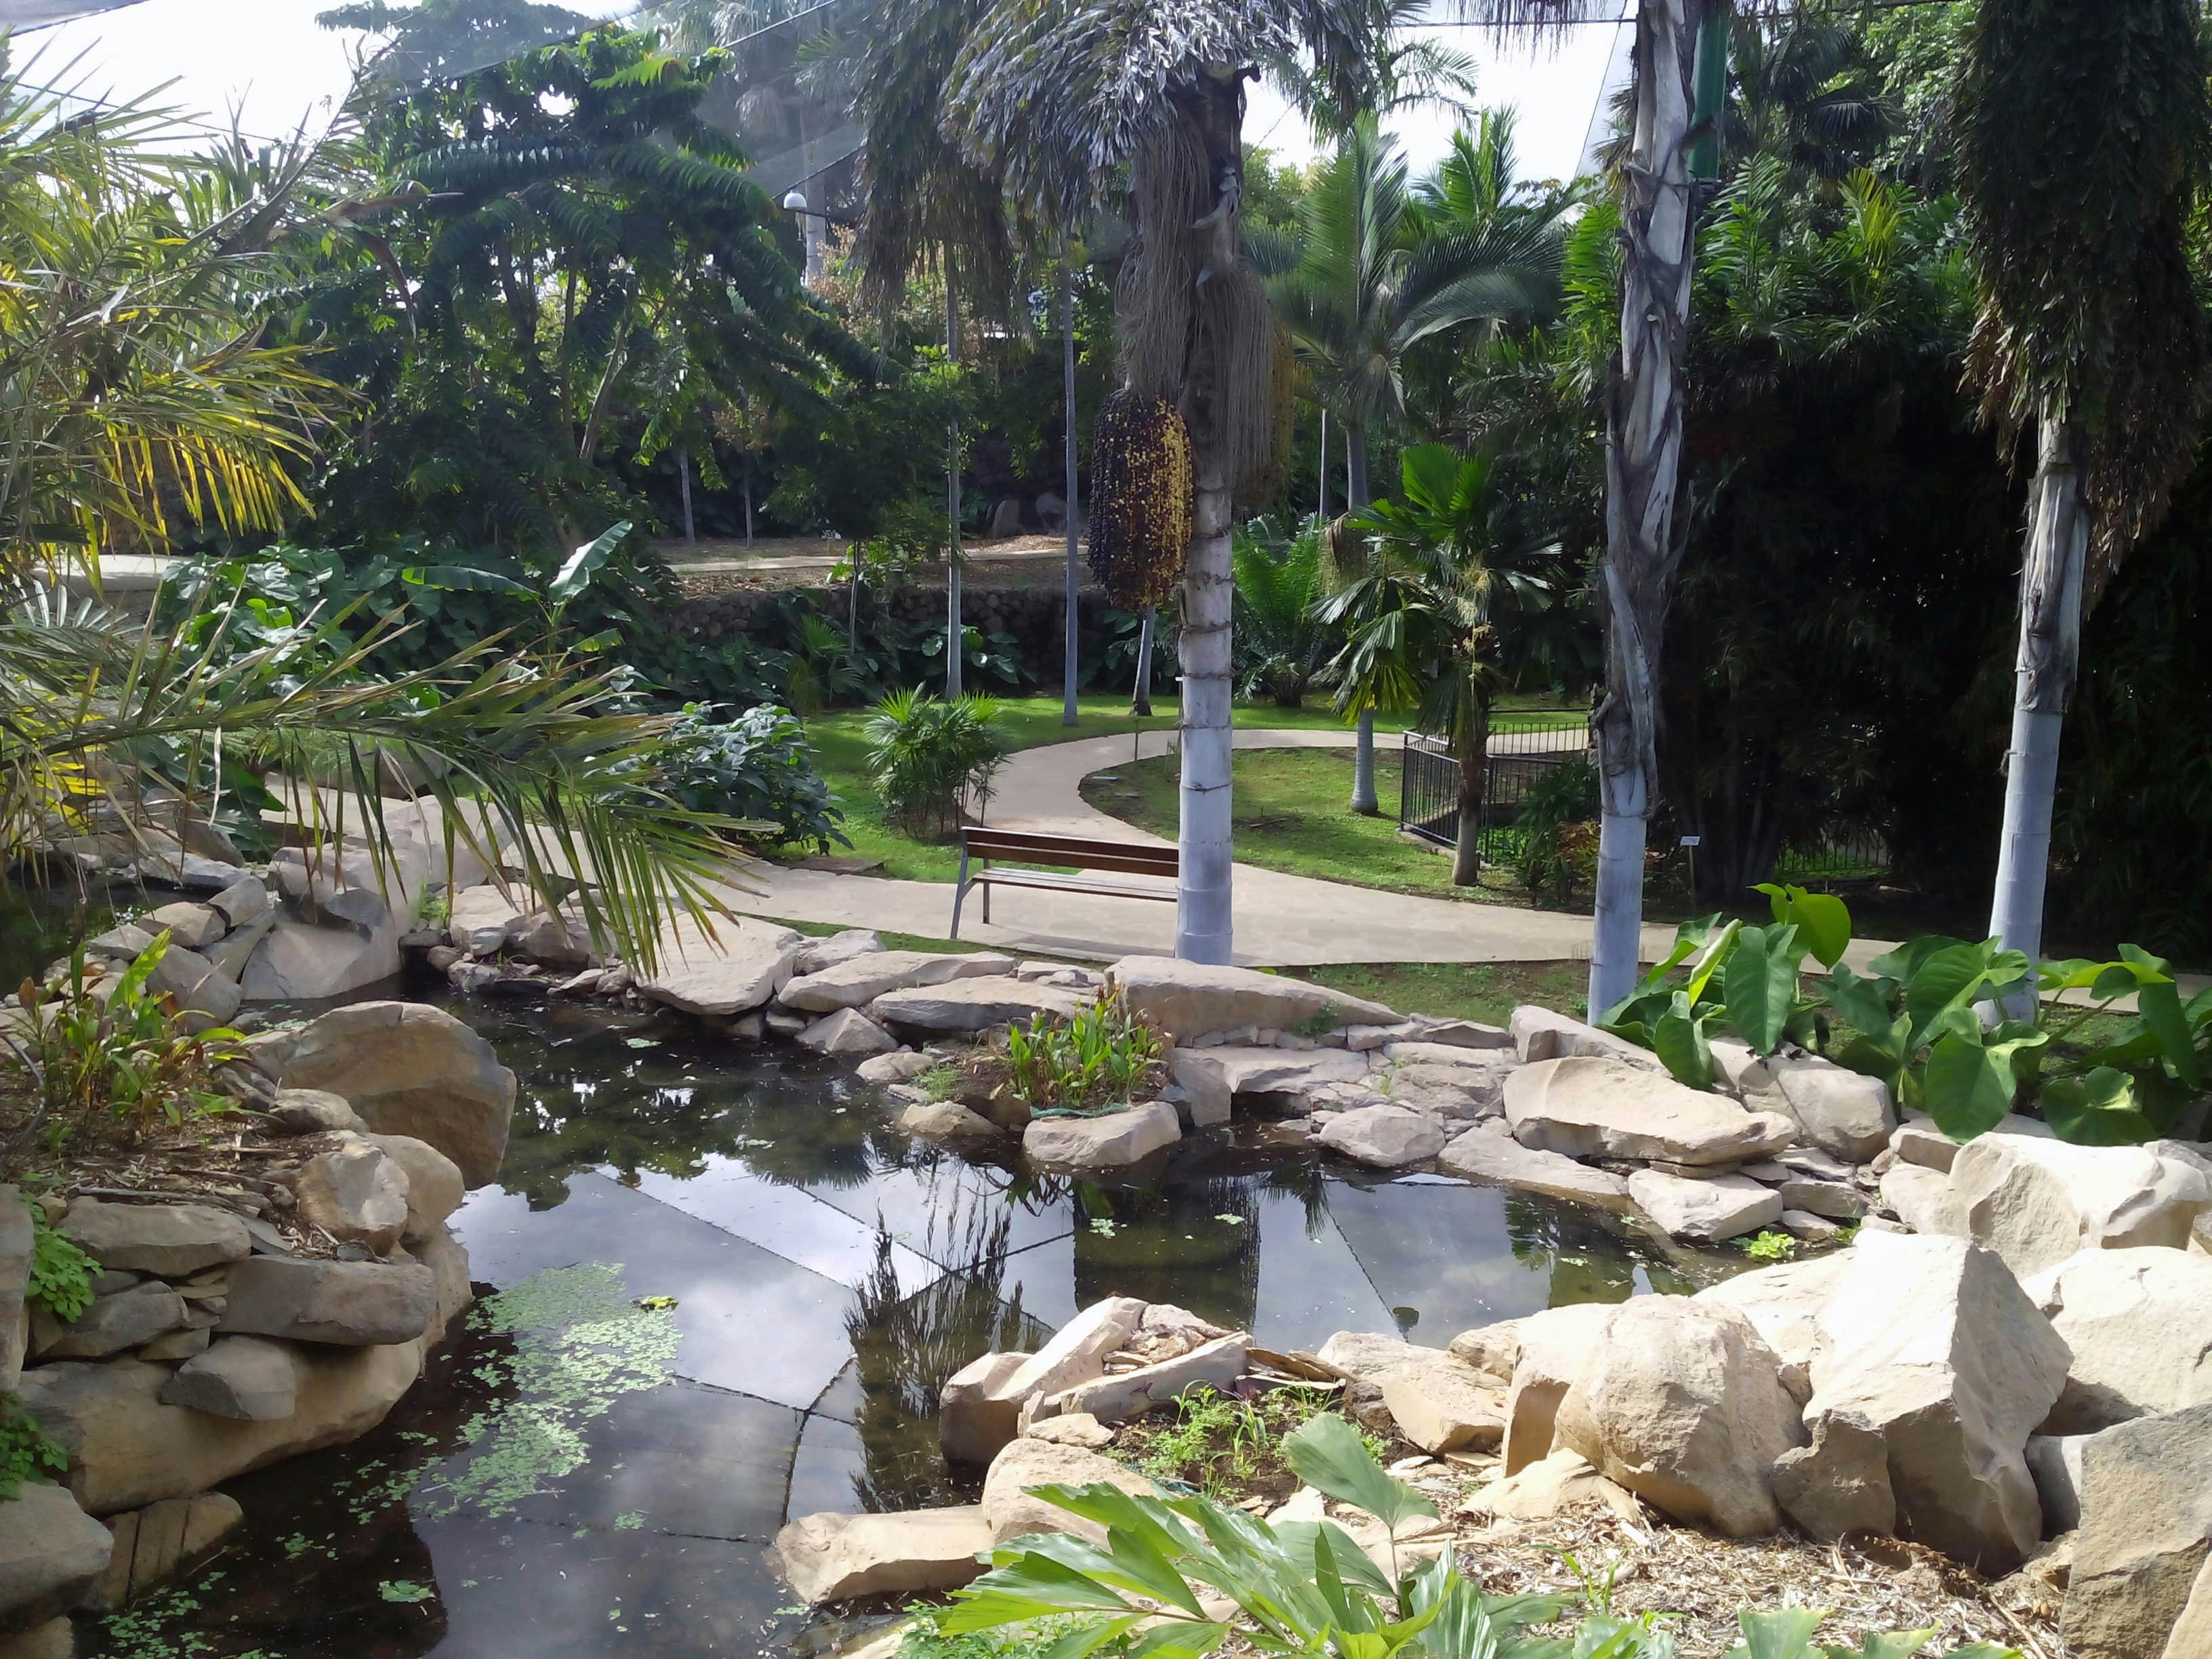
[57,1202,247,1278]
[1054,1334,1249,1424]
[1000,1300,1147,1408]
[2064,1404,2212,1659]
[981,1437,1153,1547]
[1880,1162,1964,1235]
[773,1506,993,1604]
[159,1335,308,1421]
[446,885,527,956]
[941,1351,1030,1466]
[2024,1248,2212,1433]
[1201,1046,1370,1107]
[264,1090,363,1136]
[1891,1121,1961,1174]
[206,876,269,931]
[1780,1210,1843,1244]
[1505,1057,1798,1168]
[1709,1038,1778,1101]
[1443,1319,1525,1386]
[143,901,226,951]
[791,930,884,977]
[1317,1105,1447,1169]
[899,1101,999,1141]
[1022,1102,1179,1168]
[1808,1231,2070,1572]
[2161,1555,2212,1659]
[1406,1018,1513,1051]
[136,1328,209,1362]
[292,1142,409,1254]
[399,1223,472,1347]
[1951,1134,2212,1278]
[1380,1355,1506,1454]
[1438,1126,1634,1212]
[2026,1433,2088,1534]
[277,1001,516,1187]
[1627,1170,1784,1243]
[798,1008,897,1058]
[1494,1303,1614,1474]
[218,1257,434,1346]
[1772,1410,1896,1541]
[1105,956,1394,1044]
[1023,1413,1113,1449]
[238,917,399,1002]
[1483,1449,1642,1523]
[638,916,803,1018]
[0,1617,70,1656]
[781,951,1017,1012]
[363,1135,464,1244]
[1507,1006,1660,1069]
[20,1347,422,1514]
[512,906,596,968]
[1555,1297,1805,1537]
[876,977,1090,1034]
[1382,1064,1507,1121]
[33,1284,183,1360]
[1767,1056,1894,1164]
[0,1483,112,1631]
[1315,1331,1427,1385]
[857,1051,934,1085]
[1779,1177,1867,1220]
[1165,1050,1231,1128]
[1694,1252,1855,1404]
[83,1492,241,1612]
[0,1193,30,1393]
[141,942,241,1026]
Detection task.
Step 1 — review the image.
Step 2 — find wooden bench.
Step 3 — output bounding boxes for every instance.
[950,825,1178,938]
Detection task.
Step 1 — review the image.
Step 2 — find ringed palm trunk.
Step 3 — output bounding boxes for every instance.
[1451,691,1490,886]
[1586,0,1704,1017]
[1061,270,1081,724]
[1179,456,1235,962]
[1988,415,2087,1016]
[1345,417,1378,815]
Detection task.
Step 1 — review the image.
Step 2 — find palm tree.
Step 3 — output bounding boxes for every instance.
[1954,0,2212,1006]
[1268,115,1565,813]
[1319,442,1586,886]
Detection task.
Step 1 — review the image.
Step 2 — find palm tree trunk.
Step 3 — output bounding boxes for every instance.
[1061,268,1081,726]
[1346,417,1378,815]
[1317,409,1330,522]
[1179,458,1234,962]
[945,275,964,699]
[1452,695,1491,886]
[1988,415,2086,1015]
[1586,0,1704,1017]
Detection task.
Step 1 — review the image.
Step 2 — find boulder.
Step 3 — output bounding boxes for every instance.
[136,1329,209,1362]
[1807,1231,2071,1572]
[142,902,226,951]
[0,1616,68,1657]
[1950,1133,2212,1278]
[291,1142,409,1254]
[1891,1121,1962,1174]
[998,1299,1147,1408]
[1767,1056,1894,1164]
[1778,1176,1866,1221]
[32,1284,183,1360]
[1483,1449,1643,1524]
[1314,1332,1427,1385]
[1023,1414,1113,1450]
[1165,1050,1231,1128]
[1380,1064,1507,1121]
[1200,1046,1370,1108]
[2064,1404,2212,1659]
[1507,1006,1661,1069]
[18,1346,422,1514]
[205,876,270,931]
[857,1051,935,1086]
[512,907,595,968]
[218,1257,434,1346]
[940,1351,1031,1467]
[0,1483,112,1631]
[1105,956,1394,1044]
[276,1001,516,1187]
[1379,1355,1507,1454]
[2026,1433,2088,1534]
[1554,1297,1803,1536]
[791,930,884,977]
[1316,1105,1447,1170]
[1052,1334,1250,1425]
[1438,1126,1634,1212]
[773,1507,994,1604]
[638,916,803,1019]
[1504,1057,1798,1168]
[899,1101,999,1141]
[402,1222,473,1347]
[981,1437,1153,1547]
[363,1135,464,1243]
[874,977,1090,1034]
[83,1492,241,1613]
[158,1336,306,1421]
[1880,1162,1964,1236]
[781,951,1017,1013]
[797,1008,897,1058]
[1404,1018,1513,1051]
[0,1192,30,1392]
[264,1090,363,1136]
[2024,1248,2212,1434]
[2163,1556,2212,1659]
[1022,1102,1179,1169]
[1771,1410,1897,1541]
[1626,1170,1784,1243]
[56,1202,247,1278]
[445,886,527,956]
[1695,1252,1854,1404]
[1491,1303,1614,1474]
[238,917,400,1002]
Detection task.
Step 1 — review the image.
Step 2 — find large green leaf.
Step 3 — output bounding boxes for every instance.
[399,564,536,597]
[1124,1622,1231,1659]
[2041,1067,2160,1146]
[943,1551,1139,1631]
[1902,938,2029,1046]
[1857,1633,1939,1659]
[1653,992,1717,1090]
[1921,1028,2045,1141]
[549,520,632,607]
[1683,918,1742,1006]
[2135,979,2203,1088]
[1282,1414,1436,1535]
[1755,882,1853,969]
[1821,961,1900,1040]
[1733,1607,1828,1659]
[1723,923,1802,1054]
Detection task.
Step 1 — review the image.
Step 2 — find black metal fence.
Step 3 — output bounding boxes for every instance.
[1771,826,1891,888]
[1397,722,1589,866]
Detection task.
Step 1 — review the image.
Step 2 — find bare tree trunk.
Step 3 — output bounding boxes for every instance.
[1586,0,1704,1018]
[1179,464,1234,962]
[678,445,695,548]
[1452,696,1490,886]
[1317,408,1330,522]
[1345,417,1378,815]
[1062,268,1081,725]
[1988,415,2086,1016]
[741,450,755,541]
[945,276,964,699]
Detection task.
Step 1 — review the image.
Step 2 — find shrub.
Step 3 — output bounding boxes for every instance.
[1004,990,1166,1115]
[864,688,1012,840]
[1518,752,1601,906]
[25,1206,94,1323]
[654,703,848,853]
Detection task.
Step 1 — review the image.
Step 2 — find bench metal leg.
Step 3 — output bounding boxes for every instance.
[981,858,991,925]
[950,848,970,939]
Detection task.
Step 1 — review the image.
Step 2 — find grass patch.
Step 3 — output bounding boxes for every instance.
[1114,1389,1404,1506]
[1284,960,1589,1026]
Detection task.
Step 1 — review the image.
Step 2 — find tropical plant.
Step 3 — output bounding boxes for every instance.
[0,1397,66,1504]
[1231,519,1329,708]
[1322,444,1589,886]
[651,703,848,851]
[1954,0,2212,1010]
[1003,989,1166,1117]
[24,1208,94,1325]
[1516,754,1601,908]
[863,688,1011,839]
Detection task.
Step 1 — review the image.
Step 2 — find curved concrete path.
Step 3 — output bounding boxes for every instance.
[727,726,1651,968]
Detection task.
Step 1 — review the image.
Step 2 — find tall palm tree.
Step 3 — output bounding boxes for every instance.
[1269,115,1565,813]
[1954,0,2212,1007]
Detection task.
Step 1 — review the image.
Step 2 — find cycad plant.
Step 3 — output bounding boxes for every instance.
[1231,518,1328,710]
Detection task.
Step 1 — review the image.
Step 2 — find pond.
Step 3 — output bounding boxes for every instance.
[87,993,1728,1659]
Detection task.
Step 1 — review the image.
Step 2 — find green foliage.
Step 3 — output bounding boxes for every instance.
[1231,518,1329,708]
[26,1206,95,1324]
[1134,1393,1387,1503]
[1515,754,1600,907]
[0,1395,67,1503]
[1722,1606,2017,1659]
[864,688,1012,840]
[1736,1231,1798,1264]
[1004,990,1166,1116]
[651,703,847,852]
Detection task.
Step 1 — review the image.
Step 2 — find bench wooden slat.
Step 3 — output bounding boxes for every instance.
[968,867,1177,901]
[961,827,1176,866]
[950,822,1180,937]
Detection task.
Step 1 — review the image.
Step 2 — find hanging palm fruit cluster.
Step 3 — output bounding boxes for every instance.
[1087,388,1194,609]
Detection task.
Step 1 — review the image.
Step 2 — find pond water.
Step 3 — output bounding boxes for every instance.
[83,993,1729,1659]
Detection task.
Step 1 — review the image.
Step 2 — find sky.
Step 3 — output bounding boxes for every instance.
[21,0,1622,181]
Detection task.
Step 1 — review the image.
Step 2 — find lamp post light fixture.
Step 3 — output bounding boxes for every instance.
[781,187,825,284]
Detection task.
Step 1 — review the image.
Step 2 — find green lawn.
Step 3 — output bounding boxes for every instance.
[1287,960,1589,1027]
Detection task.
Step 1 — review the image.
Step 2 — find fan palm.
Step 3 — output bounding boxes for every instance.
[1319,442,1586,886]
[1954,0,2212,1004]
[1269,114,1565,813]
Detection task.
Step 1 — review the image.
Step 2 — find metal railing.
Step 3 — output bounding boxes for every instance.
[1398,722,1589,865]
